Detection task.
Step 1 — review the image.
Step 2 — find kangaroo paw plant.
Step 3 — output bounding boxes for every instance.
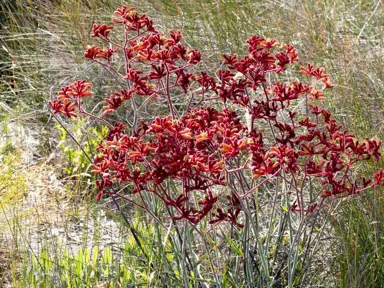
[48,5,384,226]
[48,5,384,286]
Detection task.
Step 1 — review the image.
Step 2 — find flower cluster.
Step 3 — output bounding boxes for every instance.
[49,6,383,227]
[49,80,93,118]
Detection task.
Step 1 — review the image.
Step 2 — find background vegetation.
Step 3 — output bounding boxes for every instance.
[1,0,383,287]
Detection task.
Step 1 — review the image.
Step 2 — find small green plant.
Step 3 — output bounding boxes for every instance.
[17,229,187,287]
[56,120,108,177]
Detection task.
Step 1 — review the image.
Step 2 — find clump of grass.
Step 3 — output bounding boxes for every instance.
[0,0,119,113]
[330,190,384,287]
[0,150,27,285]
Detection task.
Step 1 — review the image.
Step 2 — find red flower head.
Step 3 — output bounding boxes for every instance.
[69,80,93,98]
[85,46,114,60]
[91,24,113,38]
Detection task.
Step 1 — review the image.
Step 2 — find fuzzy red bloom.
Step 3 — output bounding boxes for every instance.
[49,98,77,118]
[373,169,384,186]
[187,50,201,64]
[48,99,62,113]
[69,80,93,98]
[92,24,114,38]
[85,46,114,60]
[103,89,132,114]
[309,89,325,100]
